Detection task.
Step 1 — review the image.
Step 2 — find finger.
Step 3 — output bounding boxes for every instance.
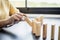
[12,15,20,21]
[15,14,22,19]
[17,13,24,16]
[23,14,27,17]
[17,13,27,17]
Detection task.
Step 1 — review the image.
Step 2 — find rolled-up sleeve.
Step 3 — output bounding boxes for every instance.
[9,1,20,15]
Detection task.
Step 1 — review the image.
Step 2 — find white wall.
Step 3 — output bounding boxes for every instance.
[9,0,25,7]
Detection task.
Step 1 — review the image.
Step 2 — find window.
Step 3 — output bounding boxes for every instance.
[27,0,60,7]
[10,0,60,7]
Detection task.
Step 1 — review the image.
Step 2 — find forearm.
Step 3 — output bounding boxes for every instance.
[0,20,8,28]
[0,17,14,28]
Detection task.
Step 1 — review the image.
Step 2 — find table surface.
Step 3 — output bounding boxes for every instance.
[0,18,60,40]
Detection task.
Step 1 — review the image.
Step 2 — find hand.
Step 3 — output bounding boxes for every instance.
[7,13,27,26]
[11,13,26,21]
[0,13,26,28]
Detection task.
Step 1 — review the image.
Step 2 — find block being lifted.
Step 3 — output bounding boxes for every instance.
[24,16,32,27]
[24,16,43,27]
[23,16,43,37]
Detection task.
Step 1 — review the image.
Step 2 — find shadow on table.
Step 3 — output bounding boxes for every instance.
[0,29,46,40]
[0,29,17,39]
[32,33,40,40]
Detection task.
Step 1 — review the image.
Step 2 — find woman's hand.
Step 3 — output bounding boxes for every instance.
[0,13,26,28]
[0,17,14,28]
[11,13,26,21]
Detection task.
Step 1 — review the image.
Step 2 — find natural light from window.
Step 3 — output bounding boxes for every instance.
[10,0,60,7]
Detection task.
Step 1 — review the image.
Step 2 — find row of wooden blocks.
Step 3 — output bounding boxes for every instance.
[43,24,60,40]
[24,16,60,40]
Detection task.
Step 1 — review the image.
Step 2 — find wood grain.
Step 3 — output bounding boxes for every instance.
[35,16,44,25]
[35,22,41,36]
[25,17,32,27]
[51,25,55,40]
[32,20,36,34]
[43,24,47,38]
[58,26,60,40]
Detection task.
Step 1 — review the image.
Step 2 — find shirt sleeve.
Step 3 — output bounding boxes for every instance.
[9,1,20,15]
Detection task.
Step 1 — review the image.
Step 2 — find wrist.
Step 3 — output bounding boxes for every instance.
[4,17,15,27]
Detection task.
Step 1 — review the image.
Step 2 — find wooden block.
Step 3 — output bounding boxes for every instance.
[58,26,60,40]
[40,16,44,25]
[35,22,41,37]
[25,17,32,27]
[35,16,44,25]
[35,16,44,22]
[32,20,37,34]
[43,24,47,39]
[51,25,55,40]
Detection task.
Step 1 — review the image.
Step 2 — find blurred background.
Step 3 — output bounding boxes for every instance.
[0,0,60,40]
[9,0,60,14]
[10,0,60,7]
